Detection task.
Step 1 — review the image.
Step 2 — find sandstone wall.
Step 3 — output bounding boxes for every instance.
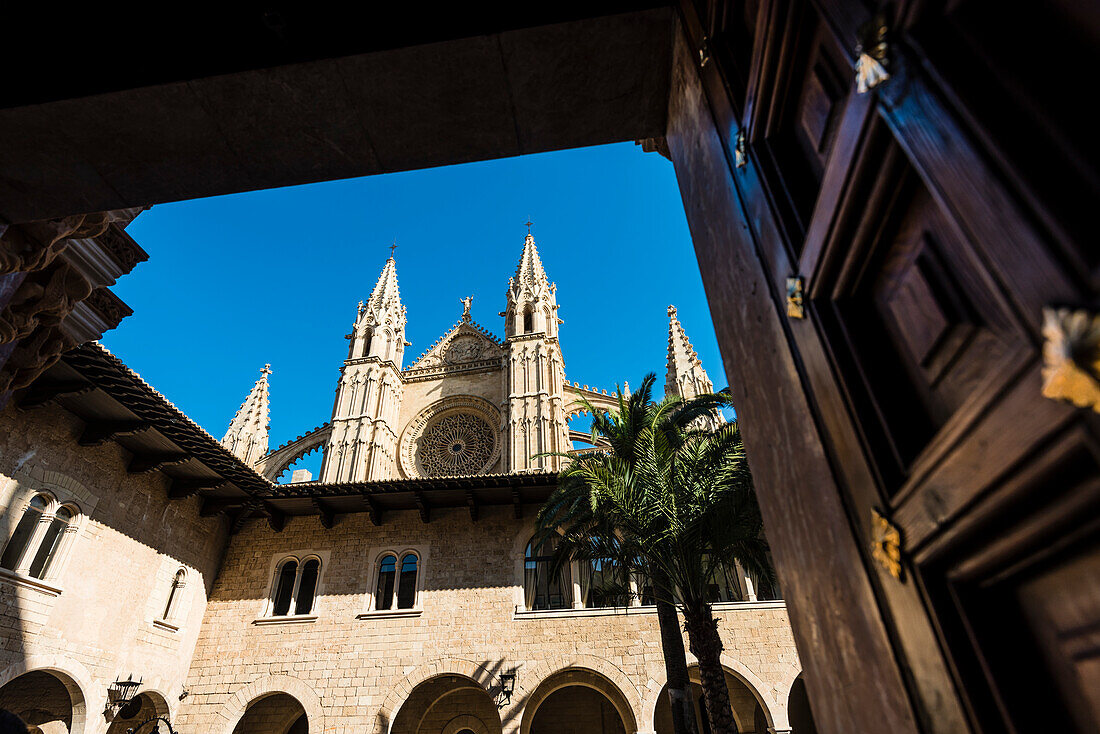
[0,404,228,732]
[178,504,802,734]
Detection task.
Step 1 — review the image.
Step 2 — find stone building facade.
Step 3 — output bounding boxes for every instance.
[0,233,805,734]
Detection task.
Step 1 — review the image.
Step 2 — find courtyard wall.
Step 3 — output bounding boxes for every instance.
[178,504,801,734]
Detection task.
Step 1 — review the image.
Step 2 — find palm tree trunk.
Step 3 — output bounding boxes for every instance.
[683,600,737,734]
[654,576,697,734]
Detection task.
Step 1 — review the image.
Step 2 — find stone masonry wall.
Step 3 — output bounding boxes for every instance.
[178,504,802,734]
[0,404,229,732]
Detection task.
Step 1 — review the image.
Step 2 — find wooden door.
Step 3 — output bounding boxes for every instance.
[671,1,1100,733]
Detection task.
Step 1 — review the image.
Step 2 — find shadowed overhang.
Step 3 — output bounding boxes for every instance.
[0,4,674,222]
[18,342,559,531]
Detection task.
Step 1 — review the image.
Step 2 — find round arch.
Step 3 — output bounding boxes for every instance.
[389,673,502,734]
[442,714,491,734]
[215,675,325,734]
[519,666,638,734]
[0,656,95,734]
[787,673,819,734]
[377,658,500,733]
[640,655,782,733]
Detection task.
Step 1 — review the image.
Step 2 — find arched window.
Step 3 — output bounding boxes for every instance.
[580,537,627,608]
[0,495,79,581]
[704,559,746,603]
[272,559,298,616]
[375,553,397,609]
[374,551,420,610]
[523,307,534,334]
[397,553,418,609]
[524,535,572,610]
[295,558,320,614]
[267,555,323,617]
[0,494,47,571]
[162,568,187,621]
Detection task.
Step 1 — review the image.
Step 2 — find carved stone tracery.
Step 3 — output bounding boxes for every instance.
[417,411,495,476]
[399,396,501,478]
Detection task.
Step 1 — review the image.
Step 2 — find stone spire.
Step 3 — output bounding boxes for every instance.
[665,305,716,401]
[221,364,271,467]
[348,256,408,367]
[503,230,570,472]
[506,233,560,339]
[513,232,550,290]
[322,254,408,482]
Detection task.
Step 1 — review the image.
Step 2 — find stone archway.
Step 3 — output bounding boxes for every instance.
[520,667,638,734]
[377,657,501,732]
[651,665,775,734]
[787,675,818,734]
[215,675,325,734]
[107,690,171,733]
[390,675,502,734]
[0,657,95,734]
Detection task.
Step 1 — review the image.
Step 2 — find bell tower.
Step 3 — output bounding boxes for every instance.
[502,232,570,471]
[320,255,407,482]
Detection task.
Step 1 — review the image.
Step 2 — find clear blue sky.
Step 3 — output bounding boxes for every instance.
[105,142,727,475]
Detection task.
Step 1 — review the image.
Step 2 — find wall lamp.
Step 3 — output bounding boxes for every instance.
[107,674,142,714]
[499,669,517,705]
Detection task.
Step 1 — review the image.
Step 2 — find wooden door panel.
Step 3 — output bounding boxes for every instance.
[812,120,1032,498]
[677,2,1098,733]
[755,0,852,243]
[916,422,1100,733]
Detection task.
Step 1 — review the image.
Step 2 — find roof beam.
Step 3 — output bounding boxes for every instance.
[78,419,148,446]
[414,491,430,523]
[128,451,189,474]
[466,489,479,522]
[311,495,335,529]
[17,381,94,410]
[512,487,522,519]
[167,477,226,499]
[230,504,256,534]
[200,497,245,517]
[361,493,383,526]
[264,502,286,532]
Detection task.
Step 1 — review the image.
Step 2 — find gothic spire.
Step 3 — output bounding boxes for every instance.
[351,255,408,366]
[506,231,560,339]
[665,305,715,401]
[221,364,271,467]
[365,255,403,321]
[512,232,550,290]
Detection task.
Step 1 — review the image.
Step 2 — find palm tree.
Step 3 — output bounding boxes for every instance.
[535,374,773,734]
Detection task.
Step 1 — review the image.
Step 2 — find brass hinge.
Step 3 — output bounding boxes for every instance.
[855,15,891,94]
[786,276,805,319]
[871,508,904,581]
[1041,306,1100,413]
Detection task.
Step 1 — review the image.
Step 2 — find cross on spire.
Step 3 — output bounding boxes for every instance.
[524,218,533,234]
[389,240,398,258]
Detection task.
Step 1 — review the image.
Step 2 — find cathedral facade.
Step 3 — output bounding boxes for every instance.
[0,233,803,734]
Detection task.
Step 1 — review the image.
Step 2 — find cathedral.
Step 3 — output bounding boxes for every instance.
[0,231,803,734]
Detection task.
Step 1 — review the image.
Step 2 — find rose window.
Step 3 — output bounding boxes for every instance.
[416,412,495,476]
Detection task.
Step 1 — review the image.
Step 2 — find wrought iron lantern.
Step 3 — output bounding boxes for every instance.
[107,674,143,713]
[499,669,517,705]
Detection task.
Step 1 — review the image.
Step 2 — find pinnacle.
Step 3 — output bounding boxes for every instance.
[221,364,272,466]
[666,305,707,398]
[513,231,549,288]
[366,256,402,316]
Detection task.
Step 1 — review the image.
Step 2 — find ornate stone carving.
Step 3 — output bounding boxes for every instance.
[399,396,501,478]
[444,335,485,364]
[417,412,495,476]
[0,211,133,275]
[0,261,93,345]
